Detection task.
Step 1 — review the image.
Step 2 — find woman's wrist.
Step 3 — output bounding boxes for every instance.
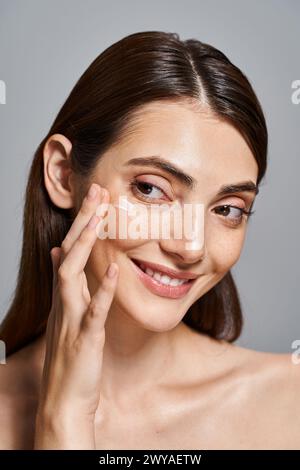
[34,409,96,449]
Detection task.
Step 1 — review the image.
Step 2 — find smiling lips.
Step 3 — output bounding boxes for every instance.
[130,257,199,299]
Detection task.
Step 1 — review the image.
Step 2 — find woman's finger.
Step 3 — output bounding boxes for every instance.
[60,183,108,263]
[82,262,119,332]
[58,211,103,280]
[50,246,61,296]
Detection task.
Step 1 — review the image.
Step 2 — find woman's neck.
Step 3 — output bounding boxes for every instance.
[27,313,191,401]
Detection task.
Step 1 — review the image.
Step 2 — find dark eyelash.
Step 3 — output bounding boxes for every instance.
[129,180,165,200]
[244,208,255,217]
[214,205,255,219]
[129,181,255,219]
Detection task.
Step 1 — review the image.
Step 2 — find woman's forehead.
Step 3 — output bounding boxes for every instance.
[104,101,258,185]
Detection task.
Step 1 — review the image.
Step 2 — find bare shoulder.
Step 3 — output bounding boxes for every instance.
[177,327,300,449]
[0,342,40,449]
[0,350,24,449]
[234,344,300,401]
[227,344,300,448]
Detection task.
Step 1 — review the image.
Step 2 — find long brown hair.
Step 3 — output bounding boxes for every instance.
[0,31,268,356]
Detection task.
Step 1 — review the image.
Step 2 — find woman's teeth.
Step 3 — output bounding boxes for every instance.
[139,263,189,286]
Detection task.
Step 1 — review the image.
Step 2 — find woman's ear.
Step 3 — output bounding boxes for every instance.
[43,133,75,209]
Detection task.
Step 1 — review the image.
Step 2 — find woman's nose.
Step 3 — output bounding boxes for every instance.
[158,200,206,264]
[159,236,206,264]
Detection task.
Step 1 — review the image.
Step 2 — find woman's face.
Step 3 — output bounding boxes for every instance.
[83,100,259,332]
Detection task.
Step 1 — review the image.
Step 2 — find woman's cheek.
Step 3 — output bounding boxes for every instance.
[96,195,155,248]
[88,203,147,275]
[208,226,247,274]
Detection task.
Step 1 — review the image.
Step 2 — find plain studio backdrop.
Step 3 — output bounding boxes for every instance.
[0,0,299,353]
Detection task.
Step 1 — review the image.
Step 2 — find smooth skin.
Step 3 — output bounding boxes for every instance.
[0,100,299,449]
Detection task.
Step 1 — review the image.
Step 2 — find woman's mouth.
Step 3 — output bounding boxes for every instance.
[129,258,197,299]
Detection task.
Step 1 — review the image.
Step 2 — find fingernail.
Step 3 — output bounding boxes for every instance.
[87,184,98,200]
[107,263,117,278]
[88,214,100,229]
[100,188,106,200]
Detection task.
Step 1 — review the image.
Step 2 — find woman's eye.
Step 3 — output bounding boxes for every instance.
[129,180,168,202]
[213,205,249,225]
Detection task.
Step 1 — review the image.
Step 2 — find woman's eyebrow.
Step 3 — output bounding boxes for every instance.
[124,156,196,189]
[216,182,259,197]
[124,156,259,196]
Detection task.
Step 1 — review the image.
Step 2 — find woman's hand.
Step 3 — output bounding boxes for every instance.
[34,183,119,449]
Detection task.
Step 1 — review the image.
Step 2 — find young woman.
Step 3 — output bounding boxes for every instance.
[0,31,299,450]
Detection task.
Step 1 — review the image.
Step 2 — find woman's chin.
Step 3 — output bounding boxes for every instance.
[117,300,184,332]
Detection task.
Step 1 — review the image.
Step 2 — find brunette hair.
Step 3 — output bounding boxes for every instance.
[0,31,268,356]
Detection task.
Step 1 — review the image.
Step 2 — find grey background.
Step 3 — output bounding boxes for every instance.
[0,0,299,353]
